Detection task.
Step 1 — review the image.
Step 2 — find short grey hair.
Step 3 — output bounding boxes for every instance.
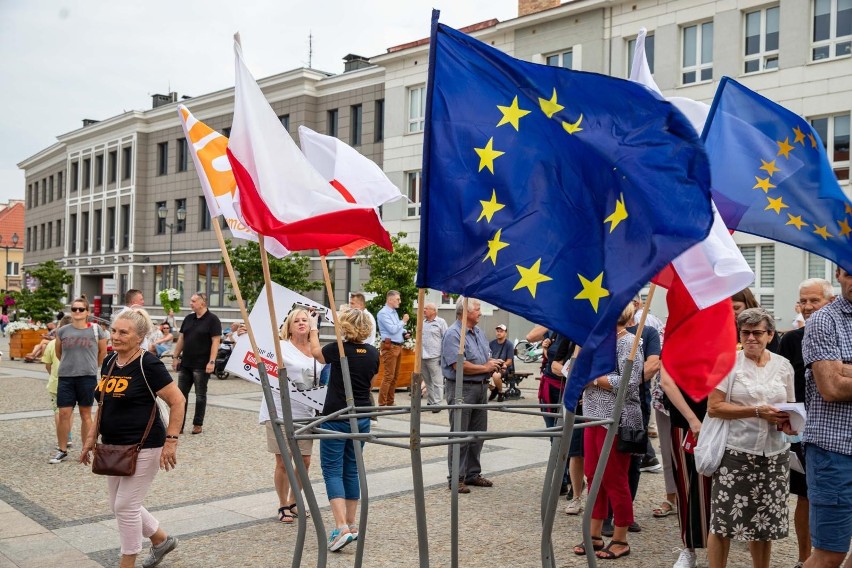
[455,296,480,318]
[424,302,437,311]
[798,278,835,300]
[737,307,775,334]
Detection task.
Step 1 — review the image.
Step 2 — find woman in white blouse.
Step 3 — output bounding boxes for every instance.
[706,308,796,568]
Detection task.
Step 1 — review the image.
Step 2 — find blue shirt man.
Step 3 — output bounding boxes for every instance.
[376,290,409,406]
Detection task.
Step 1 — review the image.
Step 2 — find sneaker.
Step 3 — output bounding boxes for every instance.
[673,548,697,568]
[349,524,359,541]
[565,497,584,515]
[328,528,354,552]
[48,450,67,464]
[142,535,177,568]
[629,521,642,533]
[640,456,663,472]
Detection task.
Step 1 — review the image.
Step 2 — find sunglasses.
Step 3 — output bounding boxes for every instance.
[71,307,87,313]
[740,329,768,338]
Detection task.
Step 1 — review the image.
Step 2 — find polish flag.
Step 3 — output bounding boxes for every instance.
[177,104,289,258]
[630,29,754,401]
[298,126,404,256]
[226,35,392,255]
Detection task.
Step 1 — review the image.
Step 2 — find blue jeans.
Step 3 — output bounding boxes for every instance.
[320,418,370,500]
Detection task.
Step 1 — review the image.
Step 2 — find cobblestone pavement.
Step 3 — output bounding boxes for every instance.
[0,337,805,567]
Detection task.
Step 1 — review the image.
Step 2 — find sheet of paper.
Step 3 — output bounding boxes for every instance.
[789,451,804,474]
[775,402,806,433]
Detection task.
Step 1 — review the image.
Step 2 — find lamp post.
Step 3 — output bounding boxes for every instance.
[157,205,186,289]
[0,233,20,292]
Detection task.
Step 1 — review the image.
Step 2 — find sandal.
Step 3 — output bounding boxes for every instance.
[652,499,676,518]
[287,504,310,519]
[596,540,630,560]
[278,506,294,523]
[573,536,604,556]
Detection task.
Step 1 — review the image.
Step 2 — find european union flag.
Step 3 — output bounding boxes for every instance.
[704,77,852,273]
[415,19,714,407]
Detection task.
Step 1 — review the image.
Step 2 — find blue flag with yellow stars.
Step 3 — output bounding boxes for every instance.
[703,77,852,273]
[415,17,714,408]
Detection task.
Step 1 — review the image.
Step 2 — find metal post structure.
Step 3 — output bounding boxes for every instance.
[0,233,20,292]
[157,205,186,289]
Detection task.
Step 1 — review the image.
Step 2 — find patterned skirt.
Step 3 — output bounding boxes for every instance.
[709,448,790,541]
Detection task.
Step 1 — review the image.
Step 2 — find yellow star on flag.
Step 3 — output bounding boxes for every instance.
[513,258,553,298]
[574,272,609,313]
[474,137,505,174]
[603,193,628,233]
[813,225,834,240]
[838,218,852,239]
[483,229,510,265]
[477,189,506,223]
[808,133,817,148]
[496,96,531,131]
[786,214,808,230]
[753,176,776,193]
[765,196,789,214]
[846,203,852,215]
[792,126,807,145]
[562,114,584,134]
[759,159,780,176]
[777,138,795,159]
[538,88,564,119]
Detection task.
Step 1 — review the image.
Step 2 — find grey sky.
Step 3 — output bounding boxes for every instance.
[0,0,517,204]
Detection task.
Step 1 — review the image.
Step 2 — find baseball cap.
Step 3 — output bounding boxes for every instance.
[495,324,507,331]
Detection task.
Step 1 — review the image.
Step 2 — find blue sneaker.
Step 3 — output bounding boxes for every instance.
[328,528,353,552]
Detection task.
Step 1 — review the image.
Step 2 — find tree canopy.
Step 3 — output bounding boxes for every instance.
[12,261,73,323]
[361,232,419,322]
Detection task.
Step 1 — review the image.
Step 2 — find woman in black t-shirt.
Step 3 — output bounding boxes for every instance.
[80,308,185,568]
[309,307,379,552]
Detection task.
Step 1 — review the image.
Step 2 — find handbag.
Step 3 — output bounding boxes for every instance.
[92,352,157,476]
[616,426,648,454]
[694,372,736,477]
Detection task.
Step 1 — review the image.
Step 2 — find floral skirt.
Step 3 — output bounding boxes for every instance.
[709,449,789,541]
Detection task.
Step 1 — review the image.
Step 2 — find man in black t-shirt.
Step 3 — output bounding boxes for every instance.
[172,293,221,435]
[488,324,514,400]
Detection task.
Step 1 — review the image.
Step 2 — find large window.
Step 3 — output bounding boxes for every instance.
[94,209,102,250]
[107,207,115,249]
[48,176,54,202]
[812,0,852,61]
[122,146,132,181]
[199,197,211,231]
[83,158,91,189]
[157,142,169,176]
[57,171,63,198]
[121,204,130,249]
[196,263,224,306]
[627,34,655,76]
[739,244,776,312]
[175,199,187,233]
[406,170,421,218]
[108,150,117,183]
[682,21,714,84]
[95,154,104,186]
[546,49,574,69]
[807,253,842,287]
[408,86,426,133]
[327,109,338,137]
[350,104,362,146]
[744,6,780,73]
[69,213,77,254]
[47,221,53,248]
[56,219,62,247]
[811,113,850,181]
[375,99,385,142]
[81,212,89,252]
[156,201,167,234]
[70,162,79,192]
[177,138,188,172]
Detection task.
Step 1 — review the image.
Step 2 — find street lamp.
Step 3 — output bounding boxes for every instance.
[0,233,20,292]
[157,205,186,289]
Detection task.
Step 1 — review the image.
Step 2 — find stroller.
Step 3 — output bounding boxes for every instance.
[214,340,234,379]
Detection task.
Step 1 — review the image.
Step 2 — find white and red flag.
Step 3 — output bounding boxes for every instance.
[226,35,392,255]
[630,28,754,401]
[177,104,289,258]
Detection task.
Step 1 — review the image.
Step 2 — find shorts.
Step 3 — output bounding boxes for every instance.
[568,423,584,458]
[56,376,97,408]
[265,422,313,456]
[806,444,852,553]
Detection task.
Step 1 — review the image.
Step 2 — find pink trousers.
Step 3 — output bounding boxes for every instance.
[106,447,162,555]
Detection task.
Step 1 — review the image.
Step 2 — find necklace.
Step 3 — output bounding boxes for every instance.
[616,329,627,338]
[116,349,142,368]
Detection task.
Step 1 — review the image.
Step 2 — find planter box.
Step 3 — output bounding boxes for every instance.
[371,348,414,391]
[10,329,44,360]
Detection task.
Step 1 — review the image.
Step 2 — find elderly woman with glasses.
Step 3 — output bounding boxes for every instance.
[706,308,796,568]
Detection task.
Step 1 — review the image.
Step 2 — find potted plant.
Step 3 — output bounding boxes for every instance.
[8,321,47,360]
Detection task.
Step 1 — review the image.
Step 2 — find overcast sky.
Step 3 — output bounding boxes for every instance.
[0,0,518,204]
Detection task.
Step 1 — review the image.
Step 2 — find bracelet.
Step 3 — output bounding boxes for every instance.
[165,435,179,440]
[755,406,760,418]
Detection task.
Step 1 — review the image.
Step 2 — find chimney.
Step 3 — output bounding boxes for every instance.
[343,54,371,72]
[82,119,100,127]
[518,0,561,17]
[151,92,179,109]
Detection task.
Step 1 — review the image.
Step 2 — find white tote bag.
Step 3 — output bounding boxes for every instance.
[694,373,735,477]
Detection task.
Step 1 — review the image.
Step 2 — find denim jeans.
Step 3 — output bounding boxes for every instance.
[178,367,209,428]
[320,418,370,500]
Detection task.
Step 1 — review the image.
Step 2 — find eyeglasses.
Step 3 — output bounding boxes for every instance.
[70,307,87,313]
[740,329,769,338]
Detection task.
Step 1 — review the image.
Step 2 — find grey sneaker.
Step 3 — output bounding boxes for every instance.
[564,497,584,515]
[48,450,68,464]
[142,535,177,568]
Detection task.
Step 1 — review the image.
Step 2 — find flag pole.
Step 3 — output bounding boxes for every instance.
[410,288,430,567]
[320,255,369,567]
[450,297,467,568]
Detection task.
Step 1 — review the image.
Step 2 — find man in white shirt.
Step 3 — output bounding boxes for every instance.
[420,303,447,410]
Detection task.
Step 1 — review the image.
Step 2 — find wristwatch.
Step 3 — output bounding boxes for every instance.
[208,360,215,365]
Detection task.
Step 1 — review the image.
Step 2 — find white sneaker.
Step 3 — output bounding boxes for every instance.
[673,548,697,568]
[564,497,583,515]
[48,450,68,464]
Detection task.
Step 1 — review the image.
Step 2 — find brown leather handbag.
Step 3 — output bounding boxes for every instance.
[92,353,157,476]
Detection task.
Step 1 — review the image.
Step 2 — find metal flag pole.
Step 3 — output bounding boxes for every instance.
[410,288,430,567]
[449,298,467,568]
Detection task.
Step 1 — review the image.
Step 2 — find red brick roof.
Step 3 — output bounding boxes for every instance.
[0,203,25,249]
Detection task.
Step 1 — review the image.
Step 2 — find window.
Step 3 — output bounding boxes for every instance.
[812,0,852,60]
[56,219,62,247]
[175,199,186,233]
[41,178,47,203]
[31,226,37,251]
[121,204,130,249]
[83,158,91,189]
[25,228,31,252]
[350,104,362,146]
[120,274,128,300]
[156,201,167,234]
[71,162,79,192]
[327,109,339,137]
[196,263,224,306]
[177,138,188,172]
[546,50,574,68]
[222,127,231,138]
[157,142,168,176]
[682,21,714,84]
[69,214,77,254]
[375,99,385,142]
[95,154,104,186]
[406,170,421,217]
[807,253,842,287]
[744,6,780,73]
[279,114,290,132]
[33,181,38,207]
[811,113,850,180]
[47,221,53,248]
[108,151,117,183]
[6,261,19,276]
[408,86,426,133]
[81,212,89,252]
[40,224,46,250]
[48,176,54,202]
[199,197,211,231]
[57,171,63,198]
[107,207,115,249]
[628,34,655,76]
[739,244,776,312]
[94,209,102,250]
[122,146,132,181]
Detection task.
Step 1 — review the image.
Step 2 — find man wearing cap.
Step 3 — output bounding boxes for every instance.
[488,324,514,401]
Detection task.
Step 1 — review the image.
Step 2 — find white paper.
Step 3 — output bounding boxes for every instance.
[775,402,806,434]
[789,451,804,474]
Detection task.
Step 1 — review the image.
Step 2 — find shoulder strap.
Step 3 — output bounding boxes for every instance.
[93,353,120,442]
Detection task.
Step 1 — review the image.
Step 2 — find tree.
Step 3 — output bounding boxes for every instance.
[361,232,419,322]
[223,240,322,310]
[12,261,73,323]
